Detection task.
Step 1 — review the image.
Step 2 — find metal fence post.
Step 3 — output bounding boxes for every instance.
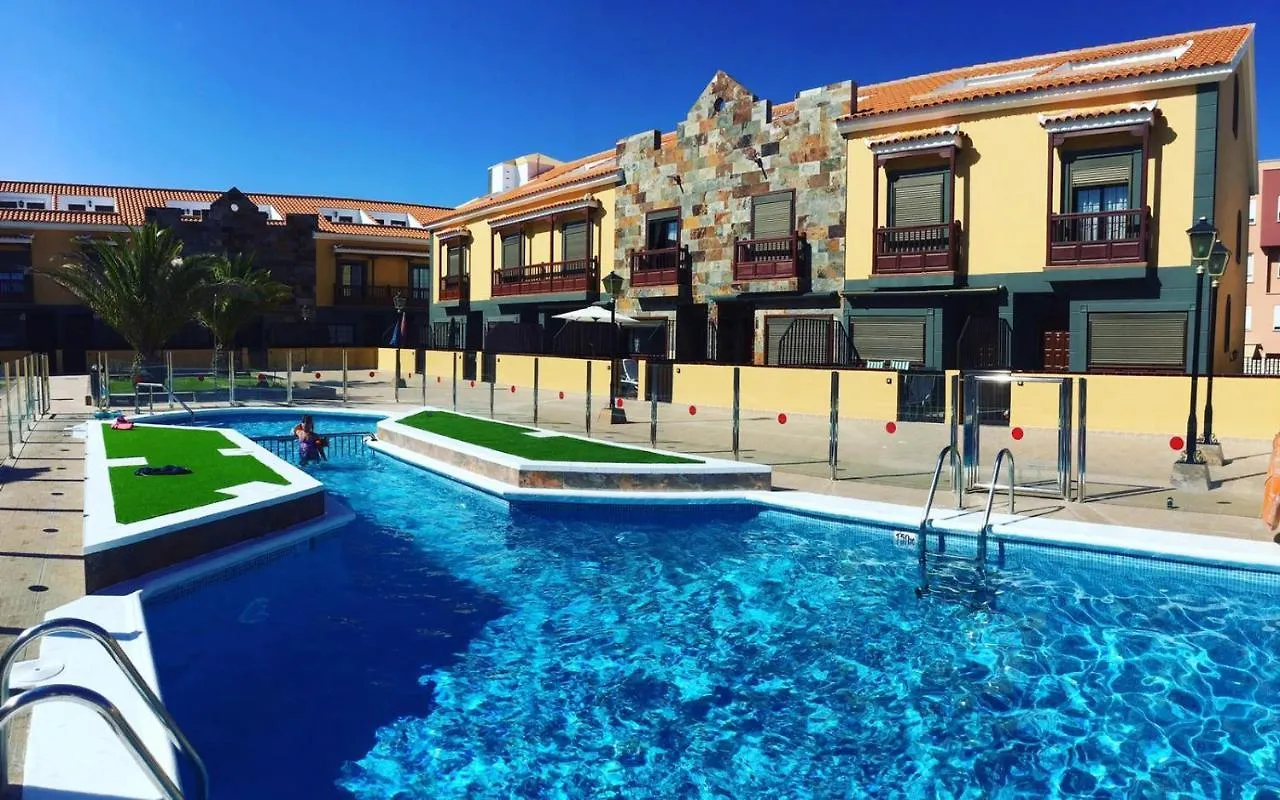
[102,352,111,410]
[489,372,495,419]
[585,361,593,437]
[732,367,740,460]
[286,351,294,406]
[228,350,236,405]
[166,351,174,410]
[533,358,540,426]
[950,373,962,509]
[1076,377,1088,503]
[421,355,427,407]
[341,350,349,406]
[4,362,13,459]
[829,371,839,481]
[22,356,32,432]
[42,354,50,414]
[451,353,458,411]
[649,362,658,449]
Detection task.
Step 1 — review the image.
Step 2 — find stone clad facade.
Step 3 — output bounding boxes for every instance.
[614,72,853,362]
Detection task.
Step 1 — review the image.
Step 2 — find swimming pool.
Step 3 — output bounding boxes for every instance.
[143,411,1280,798]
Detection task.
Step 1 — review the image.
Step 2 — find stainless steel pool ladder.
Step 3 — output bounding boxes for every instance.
[135,382,195,421]
[0,618,209,799]
[916,446,1015,595]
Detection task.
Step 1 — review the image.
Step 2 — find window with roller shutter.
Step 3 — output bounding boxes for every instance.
[446,246,463,276]
[1087,311,1186,371]
[562,221,588,262]
[500,235,522,270]
[850,316,926,365]
[889,171,947,228]
[751,192,793,240]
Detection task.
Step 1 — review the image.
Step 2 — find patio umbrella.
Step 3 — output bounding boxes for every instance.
[552,305,641,325]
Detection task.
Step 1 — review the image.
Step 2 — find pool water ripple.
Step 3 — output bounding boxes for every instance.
[144,413,1280,799]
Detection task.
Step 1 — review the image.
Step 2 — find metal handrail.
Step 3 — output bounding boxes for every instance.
[916,445,961,593]
[0,684,184,799]
[978,448,1016,565]
[0,618,209,799]
[134,382,194,421]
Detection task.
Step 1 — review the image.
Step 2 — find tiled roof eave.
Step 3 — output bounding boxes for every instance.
[837,60,1238,135]
[427,169,622,231]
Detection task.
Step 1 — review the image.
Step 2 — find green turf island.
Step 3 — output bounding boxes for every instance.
[108,374,288,395]
[396,410,697,464]
[102,424,290,523]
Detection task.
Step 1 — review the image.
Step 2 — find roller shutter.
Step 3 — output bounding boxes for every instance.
[1087,311,1186,370]
[890,172,946,227]
[852,316,926,365]
[501,235,521,269]
[752,193,793,239]
[562,221,588,262]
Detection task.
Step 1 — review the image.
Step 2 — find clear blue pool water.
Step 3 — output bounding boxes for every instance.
[145,411,1280,798]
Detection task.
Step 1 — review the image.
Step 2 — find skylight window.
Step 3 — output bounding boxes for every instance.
[929,67,1046,97]
[1058,41,1193,75]
[60,196,117,214]
[166,200,212,220]
[367,210,422,228]
[0,193,52,211]
[258,204,282,221]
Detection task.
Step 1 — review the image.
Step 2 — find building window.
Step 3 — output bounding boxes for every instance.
[67,203,87,212]
[1236,210,1243,264]
[1250,196,1258,225]
[446,245,464,276]
[1245,305,1252,332]
[1063,150,1139,241]
[25,201,45,210]
[751,192,794,240]
[889,170,948,229]
[501,234,522,269]
[97,204,115,214]
[337,261,366,289]
[1248,253,1255,283]
[0,201,15,209]
[409,263,431,294]
[645,209,679,250]
[1272,306,1280,332]
[561,221,588,265]
[328,324,355,345]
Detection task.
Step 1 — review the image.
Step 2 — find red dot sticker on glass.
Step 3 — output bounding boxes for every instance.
[510,386,516,393]
[1170,436,1185,451]
[369,371,375,378]
[558,391,565,400]
[257,373,266,381]
[1011,427,1024,441]
[689,405,697,416]
[885,422,897,435]
[469,380,475,388]
[198,375,205,382]
[616,398,624,408]
[777,413,787,425]
[314,372,322,379]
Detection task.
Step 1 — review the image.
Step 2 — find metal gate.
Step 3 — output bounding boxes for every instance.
[962,372,1074,500]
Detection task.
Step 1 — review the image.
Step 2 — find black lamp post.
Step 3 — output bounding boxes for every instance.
[1180,217,1217,466]
[298,301,314,373]
[393,291,407,399]
[601,269,626,424]
[1201,240,1230,446]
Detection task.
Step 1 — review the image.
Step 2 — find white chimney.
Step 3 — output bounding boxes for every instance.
[488,162,518,194]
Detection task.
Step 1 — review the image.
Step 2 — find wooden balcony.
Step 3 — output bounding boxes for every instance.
[1048,207,1149,266]
[732,233,803,281]
[332,283,429,307]
[630,247,686,287]
[439,274,468,302]
[0,273,33,304]
[874,221,962,275]
[492,257,598,297]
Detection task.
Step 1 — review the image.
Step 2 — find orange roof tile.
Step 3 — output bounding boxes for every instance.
[1037,101,1159,126]
[0,181,451,240]
[430,150,620,227]
[846,24,1251,123]
[866,125,962,148]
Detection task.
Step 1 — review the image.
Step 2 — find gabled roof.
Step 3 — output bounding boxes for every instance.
[0,181,452,240]
[428,150,620,228]
[844,24,1252,124]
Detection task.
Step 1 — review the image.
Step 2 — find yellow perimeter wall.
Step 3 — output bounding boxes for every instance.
[400,351,1280,441]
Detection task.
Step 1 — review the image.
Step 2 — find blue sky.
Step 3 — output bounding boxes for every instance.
[1,0,1273,207]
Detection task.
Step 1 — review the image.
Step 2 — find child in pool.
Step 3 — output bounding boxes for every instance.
[293,415,326,463]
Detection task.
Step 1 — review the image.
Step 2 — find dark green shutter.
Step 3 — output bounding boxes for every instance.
[890,172,946,227]
[765,318,792,365]
[446,247,462,276]
[562,221,588,261]
[752,193,793,239]
[1087,312,1186,369]
[852,316,926,364]
[501,235,521,269]
[1069,154,1132,187]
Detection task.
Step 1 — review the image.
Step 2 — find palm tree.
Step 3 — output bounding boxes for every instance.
[42,222,216,375]
[195,252,291,379]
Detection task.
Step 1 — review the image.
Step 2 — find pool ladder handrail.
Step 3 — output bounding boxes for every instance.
[977,448,1016,565]
[134,382,195,421]
[0,618,209,800]
[0,683,185,800]
[916,445,962,593]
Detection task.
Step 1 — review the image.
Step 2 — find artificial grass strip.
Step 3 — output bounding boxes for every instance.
[397,410,698,464]
[108,374,286,395]
[103,424,290,524]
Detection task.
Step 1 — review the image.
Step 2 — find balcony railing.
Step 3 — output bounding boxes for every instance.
[874,221,962,274]
[492,257,598,297]
[733,233,803,280]
[0,273,33,304]
[630,247,685,287]
[1048,207,1149,265]
[332,283,429,307]
[439,274,467,302]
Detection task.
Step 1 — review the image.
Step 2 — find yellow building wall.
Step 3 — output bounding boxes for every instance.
[433,186,619,304]
[30,230,86,305]
[1211,59,1255,374]
[318,239,429,307]
[845,86,1199,280]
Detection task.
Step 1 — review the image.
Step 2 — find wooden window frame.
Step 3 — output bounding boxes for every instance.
[886,167,951,228]
[644,207,681,250]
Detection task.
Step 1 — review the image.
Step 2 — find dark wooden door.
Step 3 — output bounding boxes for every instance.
[1042,330,1070,372]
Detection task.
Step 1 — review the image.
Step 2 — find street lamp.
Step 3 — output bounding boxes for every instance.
[601,270,626,424]
[393,291,407,400]
[1201,240,1230,450]
[1178,217,1217,467]
[298,301,314,373]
